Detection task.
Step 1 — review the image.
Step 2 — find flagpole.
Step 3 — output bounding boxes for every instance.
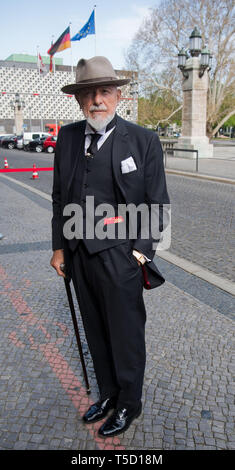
[69,22,75,122]
[94,5,97,55]
[51,34,58,135]
[37,45,40,77]
[37,45,43,132]
[54,58,58,135]
[69,22,73,79]
[52,35,55,74]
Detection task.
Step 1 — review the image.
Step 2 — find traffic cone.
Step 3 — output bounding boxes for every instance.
[4,158,8,169]
[32,164,39,179]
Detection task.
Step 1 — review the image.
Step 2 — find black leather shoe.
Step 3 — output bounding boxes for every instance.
[98,405,142,437]
[83,396,117,423]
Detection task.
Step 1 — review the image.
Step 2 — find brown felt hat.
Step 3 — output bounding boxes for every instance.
[61,56,130,94]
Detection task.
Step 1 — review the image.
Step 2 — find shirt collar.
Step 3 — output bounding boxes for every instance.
[85,121,107,136]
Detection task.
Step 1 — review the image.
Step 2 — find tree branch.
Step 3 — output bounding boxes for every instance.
[211,108,235,137]
[156,105,183,127]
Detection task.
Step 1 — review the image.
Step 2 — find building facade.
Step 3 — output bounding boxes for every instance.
[0,55,138,134]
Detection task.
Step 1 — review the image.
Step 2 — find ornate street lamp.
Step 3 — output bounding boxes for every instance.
[10,93,25,111]
[178,27,212,79]
[177,48,189,79]
[189,27,202,57]
[199,46,211,77]
[10,93,25,134]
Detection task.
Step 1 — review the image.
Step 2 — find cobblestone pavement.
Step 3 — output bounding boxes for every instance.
[0,177,234,450]
[167,174,235,283]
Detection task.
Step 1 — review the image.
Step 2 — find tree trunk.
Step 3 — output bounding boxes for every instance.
[211,109,235,138]
[206,121,214,139]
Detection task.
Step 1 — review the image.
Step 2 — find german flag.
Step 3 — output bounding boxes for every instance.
[48,26,71,56]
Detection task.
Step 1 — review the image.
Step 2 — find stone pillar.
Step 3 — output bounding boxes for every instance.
[175,56,213,158]
[14,107,24,135]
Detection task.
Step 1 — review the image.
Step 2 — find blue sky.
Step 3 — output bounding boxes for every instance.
[2,0,159,69]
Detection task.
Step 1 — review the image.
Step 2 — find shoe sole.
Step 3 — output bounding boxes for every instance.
[98,408,142,437]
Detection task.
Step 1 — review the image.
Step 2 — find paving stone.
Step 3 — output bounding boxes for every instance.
[201,410,212,419]
[13,441,28,450]
[30,434,44,444]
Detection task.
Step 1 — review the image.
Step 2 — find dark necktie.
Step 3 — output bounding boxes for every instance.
[86,133,102,156]
[86,114,117,156]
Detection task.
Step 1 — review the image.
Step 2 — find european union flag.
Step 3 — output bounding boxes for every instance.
[71,10,95,41]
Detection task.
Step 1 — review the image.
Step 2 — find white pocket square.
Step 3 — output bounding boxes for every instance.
[121,156,137,174]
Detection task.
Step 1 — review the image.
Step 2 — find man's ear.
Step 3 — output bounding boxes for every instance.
[117,88,121,103]
[75,93,81,106]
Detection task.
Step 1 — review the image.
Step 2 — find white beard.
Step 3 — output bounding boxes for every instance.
[85,112,115,131]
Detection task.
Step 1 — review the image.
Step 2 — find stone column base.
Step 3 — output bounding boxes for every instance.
[15,109,24,135]
[174,136,214,158]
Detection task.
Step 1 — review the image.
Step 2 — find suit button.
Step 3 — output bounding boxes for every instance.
[84,183,88,188]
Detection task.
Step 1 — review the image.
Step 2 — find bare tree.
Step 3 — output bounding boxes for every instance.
[125,0,235,137]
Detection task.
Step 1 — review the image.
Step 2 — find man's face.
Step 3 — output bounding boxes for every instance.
[75,85,121,130]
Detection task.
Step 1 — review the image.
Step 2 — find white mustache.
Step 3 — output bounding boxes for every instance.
[89,105,107,112]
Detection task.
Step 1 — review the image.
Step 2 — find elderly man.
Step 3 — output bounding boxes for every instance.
[50,56,170,437]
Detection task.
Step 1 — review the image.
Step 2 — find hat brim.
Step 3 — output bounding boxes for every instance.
[61,77,130,94]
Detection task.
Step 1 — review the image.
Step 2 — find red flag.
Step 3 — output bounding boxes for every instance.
[37,53,47,75]
[49,55,53,73]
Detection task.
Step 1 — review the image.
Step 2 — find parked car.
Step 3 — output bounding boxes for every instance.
[25,135,49,153]
[1,135,23,150]
[43,136,57,153]
[23,132,51,147]
[0,134,14,146]
[16,136,24,149]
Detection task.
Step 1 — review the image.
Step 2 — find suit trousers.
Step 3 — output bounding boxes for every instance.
[70,239,147,411]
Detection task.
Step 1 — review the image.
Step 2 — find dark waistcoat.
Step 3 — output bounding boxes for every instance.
[68,130,127,254]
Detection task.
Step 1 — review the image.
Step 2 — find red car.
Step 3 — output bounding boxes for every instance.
[43,136,57,153]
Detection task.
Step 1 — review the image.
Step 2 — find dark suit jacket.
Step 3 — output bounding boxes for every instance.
[52,115,170,288]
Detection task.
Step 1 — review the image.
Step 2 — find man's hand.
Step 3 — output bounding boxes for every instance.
[50,249,66,278]
[135,257,142,266]
[132,250,147,266]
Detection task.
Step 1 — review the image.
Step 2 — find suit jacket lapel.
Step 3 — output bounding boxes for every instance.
[67,121,86,193]
[112,116,131,203]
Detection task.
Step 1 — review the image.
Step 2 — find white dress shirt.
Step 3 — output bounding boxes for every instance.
[84,121,115,154]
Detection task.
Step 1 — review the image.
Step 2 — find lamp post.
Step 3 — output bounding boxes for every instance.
[175,27,214,158]
[189,26,202,57]
[10,93,25,135]
[28,106,32,132]
[178,49,189,79]
[199,46,211,77]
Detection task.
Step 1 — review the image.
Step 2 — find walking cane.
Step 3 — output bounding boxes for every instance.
[60,264,91,395]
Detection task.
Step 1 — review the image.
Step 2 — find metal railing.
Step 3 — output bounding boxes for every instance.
[164,148,199,172]
[160,140,178,151]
